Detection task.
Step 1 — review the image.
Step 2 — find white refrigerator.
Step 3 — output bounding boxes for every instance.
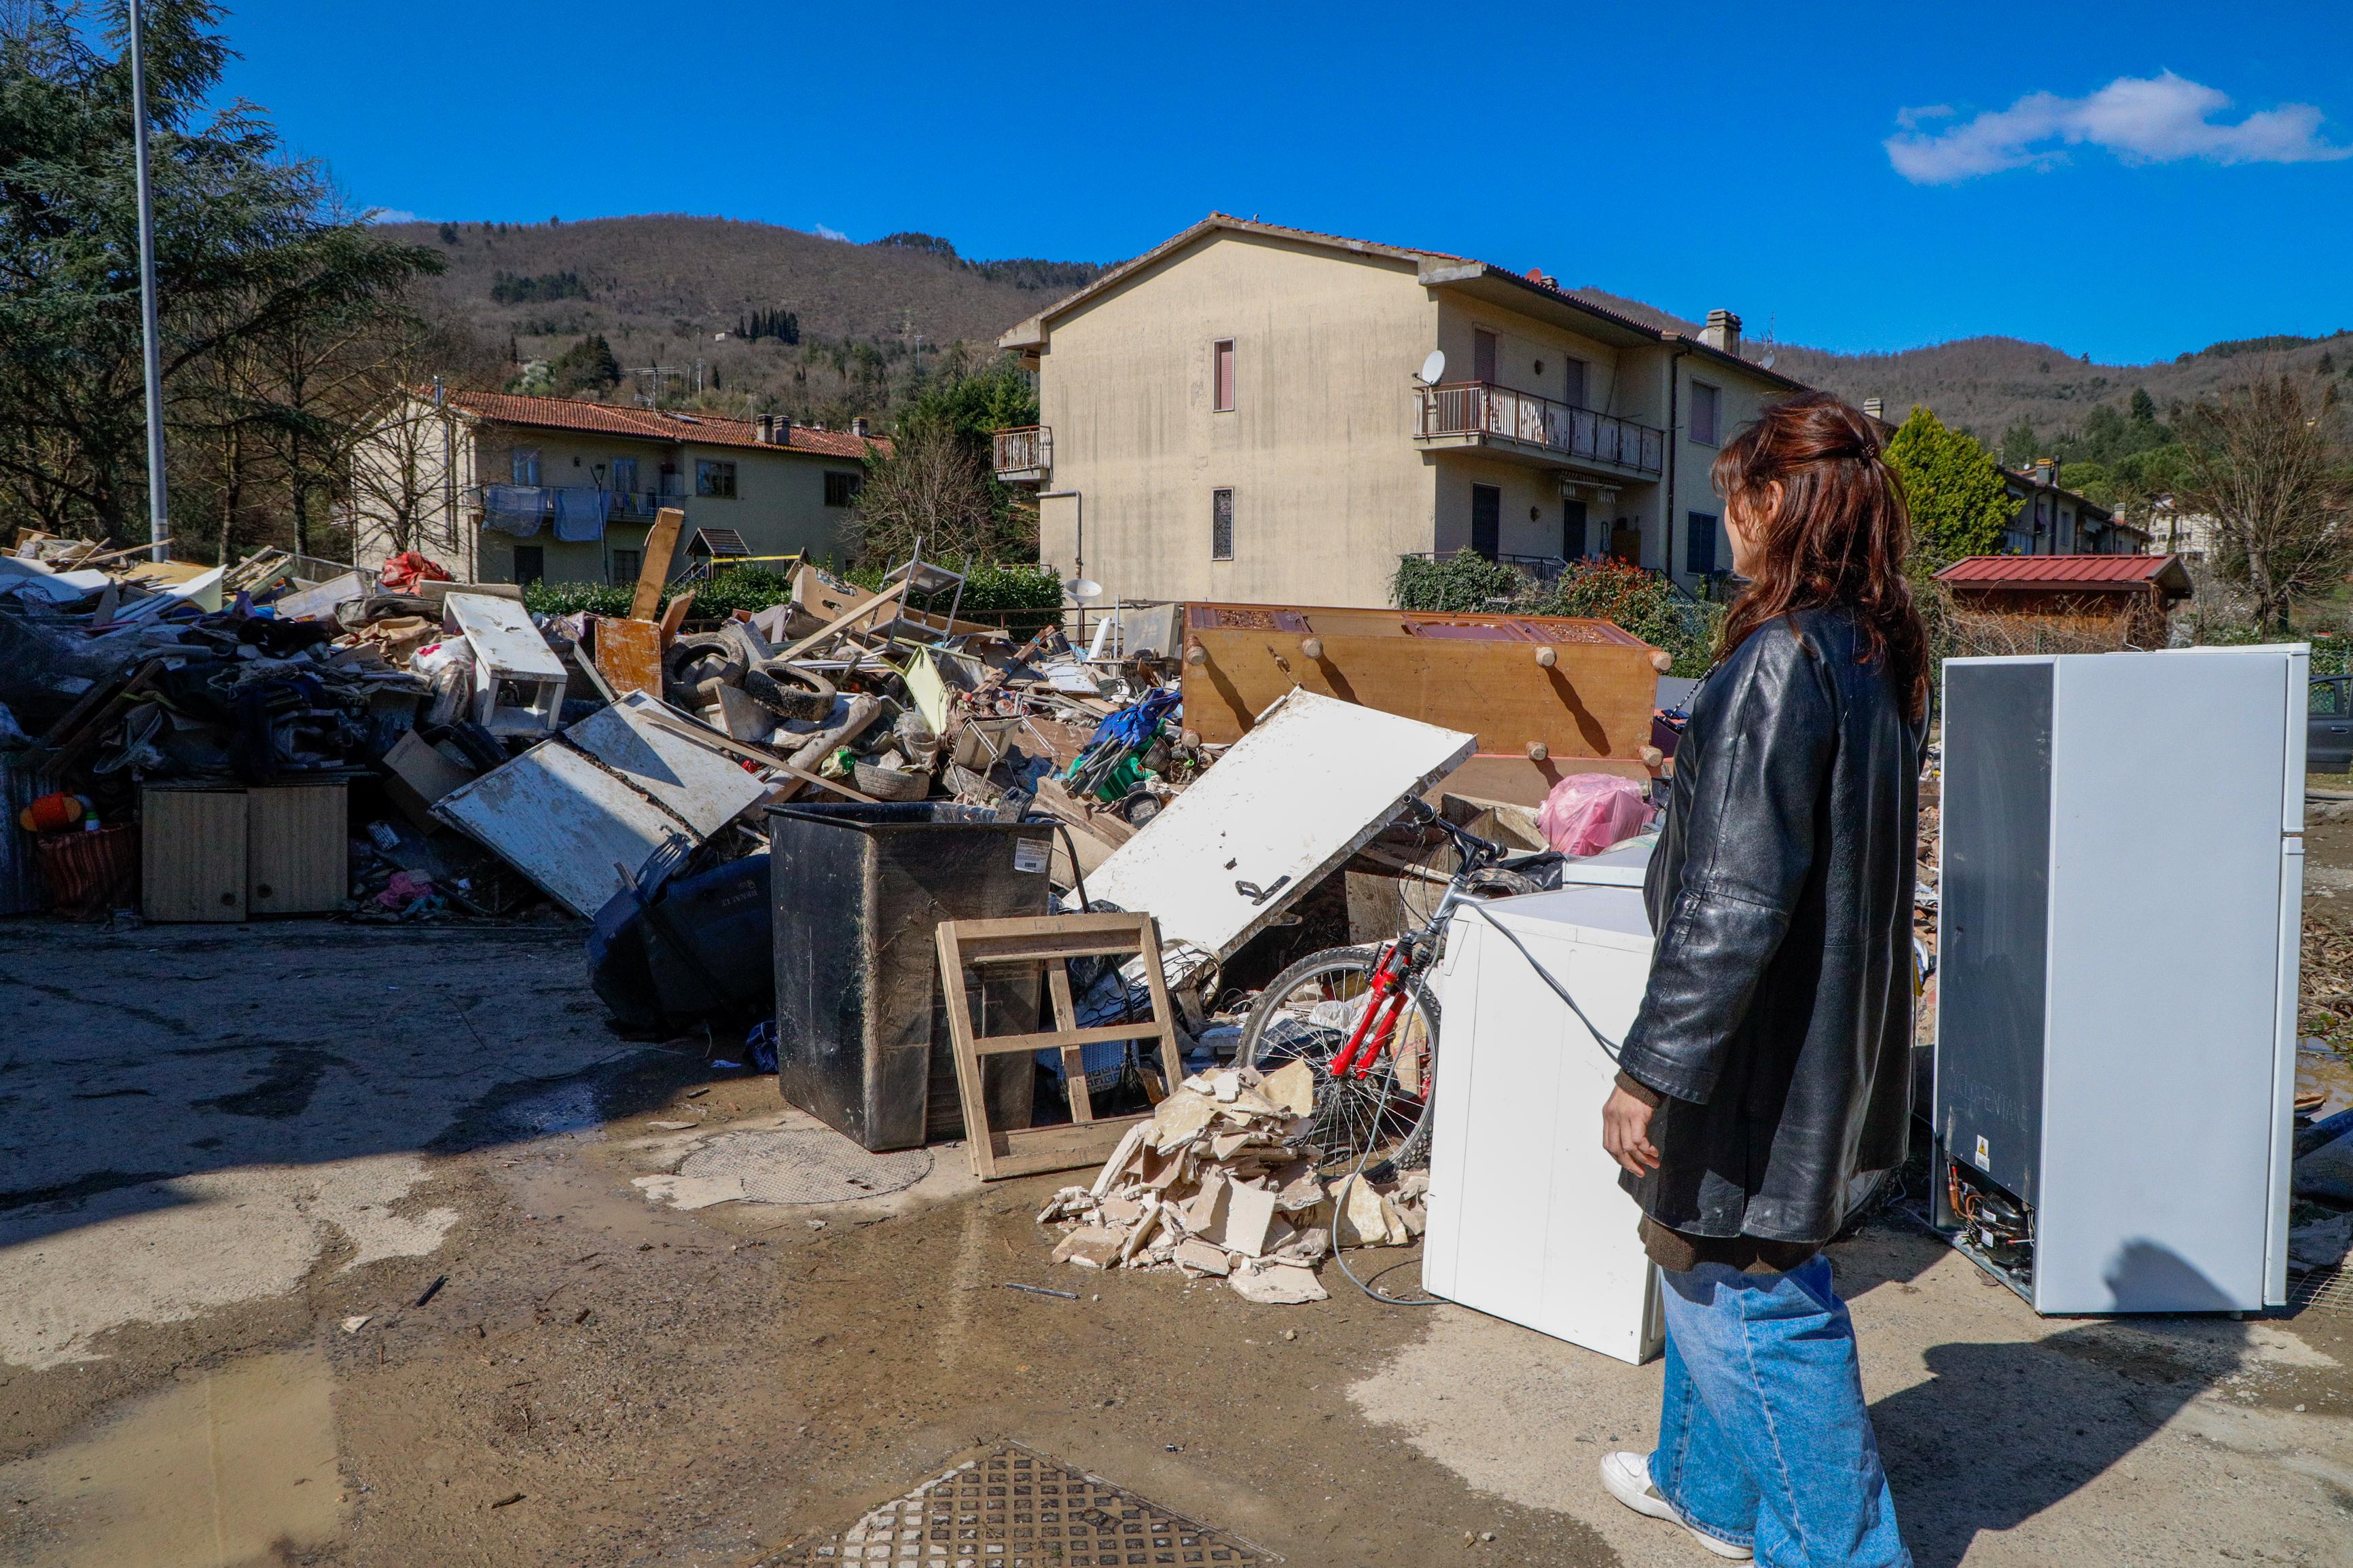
[1422,883,1666,1364]
[1935,646,2307,1313]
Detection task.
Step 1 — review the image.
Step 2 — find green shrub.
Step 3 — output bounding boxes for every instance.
[1390,553,1720,676]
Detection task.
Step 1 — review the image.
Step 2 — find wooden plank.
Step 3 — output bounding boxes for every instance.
[965,1022,1168,1056]
[774,581,909,662]
[656,589,696,651]
[1048,964,1092,1124]
[629,507,685,622]
[141,787,247,922]
[246,784,347,915]
[619,699,880,803]
[592,615,662,698]
[1429,752,1651,810]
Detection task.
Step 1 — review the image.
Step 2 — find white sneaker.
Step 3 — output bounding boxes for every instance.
[1598,1451,1753,1561]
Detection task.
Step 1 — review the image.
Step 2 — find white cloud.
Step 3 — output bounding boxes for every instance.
[1886,71,2352,184]
[812,223,848,241]
[367,208,420,224]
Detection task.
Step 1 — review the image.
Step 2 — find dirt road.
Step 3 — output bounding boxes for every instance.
[3,916,2348,1567]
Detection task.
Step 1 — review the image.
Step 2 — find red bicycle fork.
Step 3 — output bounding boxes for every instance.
[1329,941,1407,1081]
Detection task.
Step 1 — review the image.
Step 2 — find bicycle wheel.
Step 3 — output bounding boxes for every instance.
[1238,945,1440,1171]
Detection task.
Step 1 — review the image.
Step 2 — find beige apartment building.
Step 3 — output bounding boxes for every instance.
[994,215,1806,608]
[345,390,888,585]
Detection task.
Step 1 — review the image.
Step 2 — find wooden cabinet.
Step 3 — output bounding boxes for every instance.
[141,784,346,922]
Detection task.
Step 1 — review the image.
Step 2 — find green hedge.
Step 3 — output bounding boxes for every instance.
[1391,554,1721,676]
[522,561,1064,638]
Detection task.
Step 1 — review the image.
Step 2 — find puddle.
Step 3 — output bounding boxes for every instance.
[2300,1038,2353,1120]
[496,1080,606,1140]
[0,1347,341,1567]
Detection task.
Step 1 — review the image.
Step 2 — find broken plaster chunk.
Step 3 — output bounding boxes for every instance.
[1090,1123,1150,1199]
[1180,1169,1231,1236]
[1117,1199,1165,1264]
[1210,1070,1242,1103]
[1174,1238,1234,1277]
[1100,1196,1145,1226]
[1330,1174,1406,1248]
[1053,1226,1127,1270]
[1151,1090,1219,1152]
[1217,1181,1280,1259]
[1227,1261,1329,1305]
[1260,1059,1316,1118]
[1273,1226,1331,1266]
[1274,1161,1324,1211]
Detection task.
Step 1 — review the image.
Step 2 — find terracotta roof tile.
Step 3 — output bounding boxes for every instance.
[1935,554,2181,587]
[440,390,891,460]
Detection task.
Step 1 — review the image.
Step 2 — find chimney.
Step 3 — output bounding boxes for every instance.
[1700,309,1742,357]
[772,414,791,446]
[851,416,869,439]
[1861,397,1884,422]
[755,414,774,443]
[2034,458,2058,487]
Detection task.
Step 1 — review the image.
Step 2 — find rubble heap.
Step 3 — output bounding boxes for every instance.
[1036,1060,1427,1305]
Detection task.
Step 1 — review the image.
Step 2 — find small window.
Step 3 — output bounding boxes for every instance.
[696,459,737,498]
[1686,512,1720,577]
[823,470,863,507]
[609,548,641,587]
[1563,357,1588,409]
[511,545,544,586]
[1470,484,1501,562]
[1211,488,1234,560]
[609,456,638,495]
[510,448,541,486]
[1473,329,1498,385]
[1212,339,1236,412]
[1689,382,1721,446]
[2313,681,2343,718]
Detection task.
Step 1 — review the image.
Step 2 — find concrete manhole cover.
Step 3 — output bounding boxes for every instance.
[674,1127,932,1205]
[783,1444,1275,1566]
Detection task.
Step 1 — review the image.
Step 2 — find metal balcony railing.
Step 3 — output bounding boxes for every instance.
[1414,382,1664,477]
[991,425,1052,481]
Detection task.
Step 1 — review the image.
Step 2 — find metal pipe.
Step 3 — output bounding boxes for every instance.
[128,0,170,562]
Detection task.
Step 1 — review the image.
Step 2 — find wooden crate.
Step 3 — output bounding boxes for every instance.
[936,912,1185,1181]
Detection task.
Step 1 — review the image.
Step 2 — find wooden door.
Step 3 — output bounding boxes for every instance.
[141,788,247,922]
[248,784,348,915]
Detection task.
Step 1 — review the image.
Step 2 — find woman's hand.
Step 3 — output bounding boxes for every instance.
[1602,1084,1662,1176]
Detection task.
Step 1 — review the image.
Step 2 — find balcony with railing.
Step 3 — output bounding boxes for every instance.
[1413,383,1664,478]
[991,425,1052,484]
[465,485,679,528]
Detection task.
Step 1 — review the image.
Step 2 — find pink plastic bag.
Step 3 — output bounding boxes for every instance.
[1537,773,1653,857]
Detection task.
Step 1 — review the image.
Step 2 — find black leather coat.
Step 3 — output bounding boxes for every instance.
[1617,606,1920,1244]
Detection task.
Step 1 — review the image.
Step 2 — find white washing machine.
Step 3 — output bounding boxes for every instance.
[1421,883,1664,1364]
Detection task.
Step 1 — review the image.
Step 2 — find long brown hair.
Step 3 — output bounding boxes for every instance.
[1711,393,1928,721]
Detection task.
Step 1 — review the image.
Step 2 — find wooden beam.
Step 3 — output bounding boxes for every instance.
[655,587,696,651]
[773,581,908,663]
[629,507,684,622]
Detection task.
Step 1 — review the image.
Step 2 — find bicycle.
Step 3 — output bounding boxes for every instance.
[1236,801,1537,1173]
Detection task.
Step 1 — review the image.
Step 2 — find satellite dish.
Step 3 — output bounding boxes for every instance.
[1064,577,1103,604]
[1418,350,1446,386]
[1761,352,1777,370]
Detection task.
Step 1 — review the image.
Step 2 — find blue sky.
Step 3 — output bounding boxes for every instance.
[214,1,2352,365]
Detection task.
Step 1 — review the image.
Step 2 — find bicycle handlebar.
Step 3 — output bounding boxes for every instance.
[1398,798,1509,876]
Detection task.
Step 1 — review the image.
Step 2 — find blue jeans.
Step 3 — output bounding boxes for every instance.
[1650,1256,1910,1567]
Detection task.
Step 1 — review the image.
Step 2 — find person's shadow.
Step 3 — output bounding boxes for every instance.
[1864,1241,2253,1568]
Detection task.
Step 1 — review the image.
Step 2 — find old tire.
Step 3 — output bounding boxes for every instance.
[741,661,836,723]
[664,633,746,690]
[853,761,928,802]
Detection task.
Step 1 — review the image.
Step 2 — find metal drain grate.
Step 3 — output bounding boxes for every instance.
[787,1443,1277,1566]
[675,1128,932,1205]
[2288,1264,2353,1319]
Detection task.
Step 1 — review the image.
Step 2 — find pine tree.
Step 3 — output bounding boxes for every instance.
[1886,407,2016,564]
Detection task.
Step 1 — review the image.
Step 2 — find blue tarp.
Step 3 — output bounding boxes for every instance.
[482,484,545,537]
[552,486,611,543]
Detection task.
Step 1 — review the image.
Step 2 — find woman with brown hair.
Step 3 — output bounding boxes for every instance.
[1596,392,1924,1566]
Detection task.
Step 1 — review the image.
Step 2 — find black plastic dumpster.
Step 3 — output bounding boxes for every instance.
[768,802,1054,1151]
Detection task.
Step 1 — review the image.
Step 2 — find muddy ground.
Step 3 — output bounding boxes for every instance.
[3,894,2352,1566]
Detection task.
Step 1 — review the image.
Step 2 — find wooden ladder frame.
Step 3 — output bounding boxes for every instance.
[935,911,1184,1181]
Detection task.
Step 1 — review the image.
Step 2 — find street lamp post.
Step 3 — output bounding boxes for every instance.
[126,0,170,562]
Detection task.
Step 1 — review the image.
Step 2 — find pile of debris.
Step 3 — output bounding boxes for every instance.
[1034,1061,1428,1305]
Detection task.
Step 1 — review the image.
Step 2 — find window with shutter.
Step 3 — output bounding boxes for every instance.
[1212,340,1236,412]
[1211,488,1234,560]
